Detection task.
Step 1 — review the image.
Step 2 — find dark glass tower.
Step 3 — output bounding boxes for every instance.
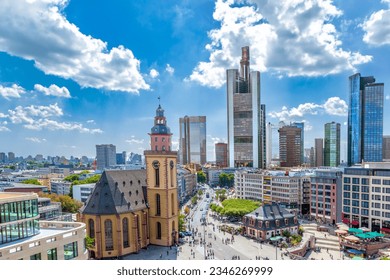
[347,73,384,165]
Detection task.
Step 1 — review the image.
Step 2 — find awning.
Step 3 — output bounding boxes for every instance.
[270,236,283,242]
[352,256,365,260]
[344,235,360,242]
[347,249,364,255]
[381,227,390,234]
[356,232,385,239]
[348,228,363,234]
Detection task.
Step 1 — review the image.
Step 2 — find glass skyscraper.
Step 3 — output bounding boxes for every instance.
[347,73,384,166]
[227,46,264,168]
[324,122,340,167]
[179,116,207,165]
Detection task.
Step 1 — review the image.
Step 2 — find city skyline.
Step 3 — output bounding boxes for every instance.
[0,0,390,161]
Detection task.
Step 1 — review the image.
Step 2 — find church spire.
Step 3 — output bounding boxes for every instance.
[149,100,172,152]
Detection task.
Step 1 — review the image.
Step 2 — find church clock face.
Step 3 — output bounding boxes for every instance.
[152,160,160,169]
[170,160,174,169]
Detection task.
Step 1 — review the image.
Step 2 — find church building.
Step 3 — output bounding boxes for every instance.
[79,104,179,259]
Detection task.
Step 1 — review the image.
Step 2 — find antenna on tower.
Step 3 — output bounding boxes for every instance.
[158,96,161,106]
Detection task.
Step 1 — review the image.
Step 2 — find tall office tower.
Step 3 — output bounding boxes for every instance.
[227,46,262,168]
[348,73,384,166]
[309,147,315,167]
[315,138,324,167]
[383,136,390,161]
[8,152,15,163]
[116,151,127,165]
[0,152,6,163]
[179,116,207,165]
[95,144,116,170]
[215,142,228,167]
[278,125,302,167]
[260,104,267,169]
[292,122,304,164]
[324,122,341,167]
[266,122,273,167]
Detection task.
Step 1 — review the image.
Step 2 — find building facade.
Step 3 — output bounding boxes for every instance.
[324,122,341,167]
[215,143,228,168]
[341,162,390,234]
[235,170,310,214]
[227,46,264,168]
[348,73,384,166]
[310,168,343,224]
[315,138,324,167]
[80,104,179,259]
[279,125,302,167]
[0,193,87,260]
[383,136,390,161]
[95,144,117,171]
[179,116,206,165]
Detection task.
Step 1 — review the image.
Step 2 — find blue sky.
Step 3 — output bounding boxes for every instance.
[0,0,389,162]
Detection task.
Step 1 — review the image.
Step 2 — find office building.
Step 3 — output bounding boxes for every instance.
[215,142,228,168]
[179,116,206,165]
[0,192,87,260]
[95,144,116,170]
[235,170,310,214]
[341,162,390,233]
[292,122,304,164]
[116,151,127,165]
[7,152,15,163]
[348,73,384,165]
[310,168,343,224]
[324,122,341,167]
[0,153,6,163]
[279,125,302,167]
[227,46,264,168]
[383,136,390,161]
[315,138,324,167]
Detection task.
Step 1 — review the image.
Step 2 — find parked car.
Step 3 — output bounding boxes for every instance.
[184,231,193,236]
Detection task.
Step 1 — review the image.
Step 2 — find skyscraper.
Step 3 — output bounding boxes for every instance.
[292,122,304,164]
[278,125,302,167]
[215,142,228,167]
[95,144,116,170]
[384,136,390,161]
[227,46,263,168]
[179,116,207,165]
[324,122,341,167]
[348,73,384,165]
[315,138,324,167]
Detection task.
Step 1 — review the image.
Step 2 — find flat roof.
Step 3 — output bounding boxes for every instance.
[0,192,37,202]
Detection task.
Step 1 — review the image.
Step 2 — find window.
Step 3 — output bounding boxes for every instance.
[104,220,113,251]
[352,178,359,184]
[88,219,95,243]
[157,222,161,239]
[372,179,381,185]
[344,177,351,183]
[30,253,41,260]
[171,193,175,215]
[156,194,161,216]
[123,218,129,248]
[47,248,57,260]
[64,241,78,260]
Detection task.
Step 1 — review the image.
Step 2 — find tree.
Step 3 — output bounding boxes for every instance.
[178,214,186,232]
[21,179,41,185]
[219,173,234,188]
[197,171,206,184]
[38,192,83,213]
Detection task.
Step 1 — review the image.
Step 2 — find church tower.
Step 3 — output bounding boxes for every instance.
[145,102,179,246]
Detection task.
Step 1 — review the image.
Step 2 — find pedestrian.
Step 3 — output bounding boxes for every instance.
[167,250,169,255]
[160,253,162,259]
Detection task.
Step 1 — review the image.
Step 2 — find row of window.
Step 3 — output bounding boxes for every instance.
[0,220,40,245]
[24,242,77,260]
[344,177,390,185]
[0,199,39,224]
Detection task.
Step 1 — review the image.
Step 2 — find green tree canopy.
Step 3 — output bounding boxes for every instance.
[38,192,83,213]
[197,171,206,184]
[219,173,234,188]
[21,179,41,185]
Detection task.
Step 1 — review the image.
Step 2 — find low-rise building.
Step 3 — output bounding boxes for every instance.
[242,202,299,241]
[0,192,87,260]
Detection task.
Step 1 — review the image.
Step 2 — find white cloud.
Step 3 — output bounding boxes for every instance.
[126,137,145,145]
[362,1,390,46]
[188,0,371,88]
[149,69,159,79]
[34,84,71,98]
[323,97,348,116]
[0,84,26,99]
[0,113,8,118]
[25,137,47,143]
[6,103,102,134]
[86,120,95,124]
[386,95,390,100]
[165,64,175,75]
[268,96,347,122]
[0,0,149,93]
[0,126,10,132]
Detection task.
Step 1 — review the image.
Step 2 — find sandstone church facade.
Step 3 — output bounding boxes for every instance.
[79,104,179,259]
